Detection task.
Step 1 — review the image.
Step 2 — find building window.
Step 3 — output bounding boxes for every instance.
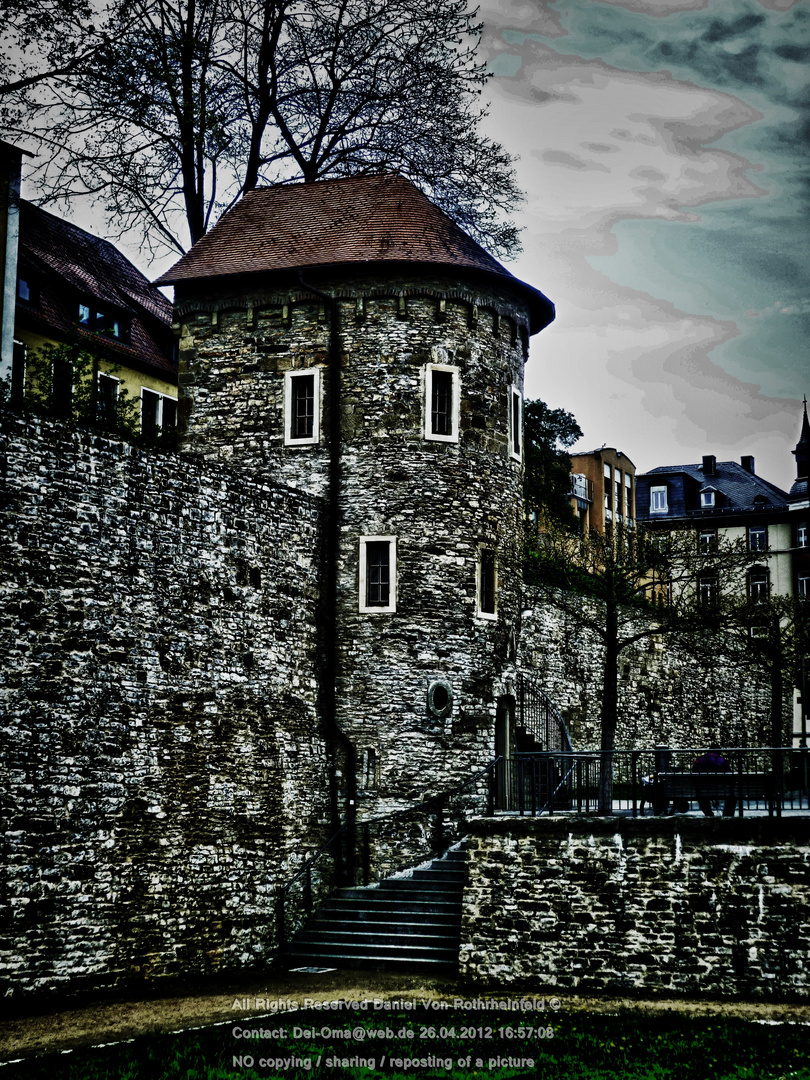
[650,486,668,514]
[78,302,128,340]
[698,529,717,551]
[797,521,808,549]
[615,470,622,517]
[509,386,522,461]
[477,548,497,619]
[359,536,396,613]
[748,525,767,552]
[425,364,459,442]
[624,474,633,520]
[698,572,718,606]
[604,464,612,511]
[284,369,320,445]
[747,567,769,604]
[700,489,716,508]
[361,748,377,789]
[97,372,119,427]
[17,277,36,304]
[798,572,809,601]
[141,389,177,439]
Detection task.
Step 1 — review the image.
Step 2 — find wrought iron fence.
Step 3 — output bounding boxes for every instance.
[494,747,810,818]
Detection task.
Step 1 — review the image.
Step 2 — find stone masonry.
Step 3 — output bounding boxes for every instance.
[460,817,810,998]
[0,413,329,997]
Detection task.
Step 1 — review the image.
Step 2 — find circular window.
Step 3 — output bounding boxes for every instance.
[427,679,453,719]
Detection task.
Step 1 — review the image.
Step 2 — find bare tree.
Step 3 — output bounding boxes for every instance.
[21,0,522,258]
[525,522,755,812]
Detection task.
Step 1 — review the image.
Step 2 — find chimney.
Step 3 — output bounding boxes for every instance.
[741,455,755,474]
[702,454,716,476]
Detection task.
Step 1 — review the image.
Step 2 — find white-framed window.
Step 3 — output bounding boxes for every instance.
[604,463,612,511]
[747,566,769,604]
[650,486,668,514]
[624,473,633,520]
[141,388,177,439]
[798,571,809,600]
[424,364,459,443]
[508,385,522,461]
[359,536,396,613]
[700,489,716,508]
[284,368,321,445]
[476,547,497,620]
[97,372,119,427]
[748,525,767,552]
[797,521,807,549]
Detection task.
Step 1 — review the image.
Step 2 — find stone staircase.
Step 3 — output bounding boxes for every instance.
[285,846,466,973]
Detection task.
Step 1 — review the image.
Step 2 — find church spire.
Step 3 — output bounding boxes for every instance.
[792,396,810,484]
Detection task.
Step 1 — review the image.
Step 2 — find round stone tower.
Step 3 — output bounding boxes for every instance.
[158,175,555,817]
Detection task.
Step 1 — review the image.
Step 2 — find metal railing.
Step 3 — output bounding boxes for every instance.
[276,759,500,950]
[494,747,810,818]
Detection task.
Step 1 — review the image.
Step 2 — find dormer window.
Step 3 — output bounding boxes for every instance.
[78,302,128,340]
[650,486,668,514]
[700,489,716,509]
[17,277,35,304]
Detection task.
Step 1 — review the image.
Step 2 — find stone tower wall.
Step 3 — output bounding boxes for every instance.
[175,271,533,813]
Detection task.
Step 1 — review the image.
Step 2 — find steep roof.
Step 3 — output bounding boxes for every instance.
[637,460,789,520]
[156,175,554,334]
[18,201,175,376]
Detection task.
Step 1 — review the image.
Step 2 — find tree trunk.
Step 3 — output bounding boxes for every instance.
[599,603,620,814]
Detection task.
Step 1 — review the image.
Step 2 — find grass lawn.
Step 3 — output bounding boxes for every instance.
[2,1008,808,1079]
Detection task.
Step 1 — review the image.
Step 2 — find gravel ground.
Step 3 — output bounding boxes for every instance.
[2,970,809,1064]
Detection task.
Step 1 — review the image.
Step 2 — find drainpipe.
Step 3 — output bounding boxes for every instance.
[297,271,357,885]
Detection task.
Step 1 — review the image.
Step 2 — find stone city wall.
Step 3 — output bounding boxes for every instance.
[518,589,778,751]
[460,816,810,999]
[0,413,330,999]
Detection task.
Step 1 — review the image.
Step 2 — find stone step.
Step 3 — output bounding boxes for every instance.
[285,845,466,973]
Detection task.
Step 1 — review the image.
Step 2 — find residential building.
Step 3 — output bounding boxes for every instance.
[569,447,636,536]
[1,143,177,435]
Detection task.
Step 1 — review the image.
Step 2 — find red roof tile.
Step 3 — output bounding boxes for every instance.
[157,176,554,333]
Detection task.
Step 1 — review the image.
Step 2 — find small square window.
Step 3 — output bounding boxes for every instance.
[424,364,459,443]
[284,369,320,445]
[477,548,497,620]
[650,486,668,513]
[700,490,715,508]
[359,536,396,613]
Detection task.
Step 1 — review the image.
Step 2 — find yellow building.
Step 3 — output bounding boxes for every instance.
[11,198,176,434]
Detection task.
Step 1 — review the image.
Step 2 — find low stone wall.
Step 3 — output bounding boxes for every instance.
[460,817,810,999]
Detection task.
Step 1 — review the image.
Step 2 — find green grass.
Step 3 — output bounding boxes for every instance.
[2,1009,809,1079]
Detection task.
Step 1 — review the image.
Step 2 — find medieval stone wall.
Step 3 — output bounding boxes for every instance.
[518,588,777,751]
[0,413,330,999]
[460,817,810,999]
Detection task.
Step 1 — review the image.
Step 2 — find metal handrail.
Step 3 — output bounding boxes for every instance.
[275,757,502,948]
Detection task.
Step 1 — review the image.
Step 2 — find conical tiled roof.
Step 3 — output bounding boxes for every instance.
[156,175,554,333]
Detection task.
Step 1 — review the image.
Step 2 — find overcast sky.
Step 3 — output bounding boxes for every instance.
[479,0,808,490]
